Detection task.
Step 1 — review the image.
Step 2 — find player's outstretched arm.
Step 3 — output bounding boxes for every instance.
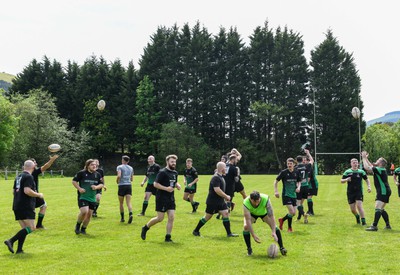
[41,154,59,172]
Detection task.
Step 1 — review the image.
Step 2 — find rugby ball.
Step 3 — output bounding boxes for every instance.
[97,99,106,111]
[48,144,61,153]
[267,243,279,258]
[351,107,360,119]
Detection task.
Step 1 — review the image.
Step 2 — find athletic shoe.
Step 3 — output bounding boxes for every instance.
[120,219,125,223]
[16,250,24,254]
[247,248,253,256]
[193,202,200,212]
[384,225,392,230]
[356,217,361,224]
[141,226,147,240]
[280,247,287,256]
[278,218,284,230]
[4,240,14,253]
[365,225,378,231]
[74,226,80,235]
[137,213,144,216]
[165,238,173,242]
[304,213,309,224]
[227,233,239,237]
[288,228,293,233]
[128,215,133,224]
[36,225,46,230]
[362,222,367,226]
[192,230,200,237]
[92,212,97,217]
[80,228,87,235]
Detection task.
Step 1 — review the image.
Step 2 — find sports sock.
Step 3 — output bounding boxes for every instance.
[297,205,304,219]
[381,210,390,226]
[354,214,360,224]
[120,212,124,220]
[373,209,382,226]
[307,198,313,213]
[75,222,82,231]
[194,217,207,232]
[37,213,45,227]
[165,234,171,241]
[288,214,293,229]
[16,227,31,252]
[361,217,366,224]
[142,201,148,214]
[94,202,99,213]
[282,214,289,222]
[10,227,31,244]
[222,217,232,235]
[243,231,251,249]
[129,211,132,216]
[276,228,284,249]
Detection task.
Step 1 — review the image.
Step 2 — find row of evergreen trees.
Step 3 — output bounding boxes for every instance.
[7,22,364,173]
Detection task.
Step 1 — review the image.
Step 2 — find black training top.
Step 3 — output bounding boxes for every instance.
[155,168,178,202]
[13,171,36,211]
[206,173,226,205]
[31,167,42,191]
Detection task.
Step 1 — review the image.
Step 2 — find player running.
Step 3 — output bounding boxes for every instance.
[138,156,161,216]
[295,149,313,223]
[92,159,106,217]
[183,158,200,213]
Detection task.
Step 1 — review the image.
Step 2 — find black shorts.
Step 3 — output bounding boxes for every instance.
[376,191,391,204]
[282,196,297,206]
[397,186,400,197]
[78,199,97,210]
[347,192,363,204]
[184,188,196,194]
[205,202,228,214]
[297,186,309,200]
[145,184,157,195]
[250,213,268,222]
[308,187,318,196]
[235,180,244,193]
[14,209,35,220]
[35,197,46,208]
[155,200,176,212]
[118,185,132,197]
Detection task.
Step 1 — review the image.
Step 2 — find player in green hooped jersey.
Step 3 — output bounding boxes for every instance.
[341,158,371,225]
[393,166,400,197]
[243,191,287,256]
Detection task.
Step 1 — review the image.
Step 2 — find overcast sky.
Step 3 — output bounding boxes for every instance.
[1,0,398,121]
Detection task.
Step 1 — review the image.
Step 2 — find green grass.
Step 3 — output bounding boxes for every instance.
[0,72,15,83]
[0,174,399,274]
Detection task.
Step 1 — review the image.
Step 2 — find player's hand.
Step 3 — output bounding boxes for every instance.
[295,187,300,193]
[37,193,44,199]
[79,188,85,193]
[347,177,352,182]
[103,186,107,191]
[226,195,231,201]
[253,234,261,243]
[50,154,59,160]
[304,149,310,155]
[166,186,174,192]
[188,183,192,187]
[367,187,371,193]
[140,182,144,187]
[274,192,280,198]
[271,232,278,242]
[176,183,181,190]
[91,185,97,190]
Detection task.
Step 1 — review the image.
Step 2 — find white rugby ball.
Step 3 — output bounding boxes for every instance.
[97,99,106,111]
[267,243,279,258]
[48,144,61,153]
[351,107,360,119]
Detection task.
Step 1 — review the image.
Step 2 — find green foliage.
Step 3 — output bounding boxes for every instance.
[157,121,216,173]
[0,93,17,164]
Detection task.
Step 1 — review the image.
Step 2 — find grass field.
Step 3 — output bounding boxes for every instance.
[0,174,399,274]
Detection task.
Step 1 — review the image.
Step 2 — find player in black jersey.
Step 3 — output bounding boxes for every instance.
[362,151,392,231]
[183,158,200,213]
[4,160,44,254]
[295,149,313,223]
[30,155,59,229]
[92,159,106,217]
[141,155,181,242]
[138,156,161,216]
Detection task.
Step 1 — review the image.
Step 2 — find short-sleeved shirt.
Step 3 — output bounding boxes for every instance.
[146,163,161,185]
[73,170,102,203]
[342,169,368,194]
[13,171,36,211]
[394,167,400,183]
[184,167,198,190]
[372,167,391,195]
[116,164,133,186]
[31,167,42,191]
[295,163,312,187]
[243,194,269,216]
[206,173,226,205]
[223,164,237,196]
[155,168,178,202]
[276,169,301,199]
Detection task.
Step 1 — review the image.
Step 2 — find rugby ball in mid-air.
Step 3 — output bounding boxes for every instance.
[48,144,61,153]
[97,99,106,111]
[351,107,360,119]
[267,243,279,258]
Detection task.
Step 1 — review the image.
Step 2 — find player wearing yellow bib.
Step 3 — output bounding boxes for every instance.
[243,191,287,256]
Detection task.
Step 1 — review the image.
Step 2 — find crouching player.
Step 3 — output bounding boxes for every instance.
[243,191,287,256]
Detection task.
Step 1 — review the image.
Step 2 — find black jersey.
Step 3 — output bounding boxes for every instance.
[146,163,161,185]
[184,167,198,190]
[295,163,312,187]
[155,168,178,202]
[31,167,42,191]
[13,171,36,211]
[342,169,368,194]
[276,169,301,198]
[206,173,226,205]
[223,163,237,196]
[372,167,391,195]
[97,168,105,184]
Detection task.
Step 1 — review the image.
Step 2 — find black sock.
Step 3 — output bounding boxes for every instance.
[222,217,231,235]
[276,228,284,249]
[143,224,149,231]
[282,214,289,222]
[142,201,148,214]
[16,228,30,252]
[165,234,171,241]
[243,231,251,249]
[75,222,82,231]
[194,218,207,232]
[81,226,87,232]
[381,210,390,226]
[288,215,293,229]
[307,199,312,213]
[94,203,99,213]
[373,209,382,226]
[10,227,30,244]
[129,211,132,216]
[120,212,124,220]
[297,205,304,219]
[37,213,45,227]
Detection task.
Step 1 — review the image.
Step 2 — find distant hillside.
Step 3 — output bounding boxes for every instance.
[367,111,400,126]
[0,72,14,92]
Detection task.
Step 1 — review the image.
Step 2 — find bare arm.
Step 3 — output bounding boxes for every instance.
[213,186,230,201]
[243,206,259,242]
[365,178,371,193]
[154,182,174,192]
[72,180,85,193]
[40,155,59,172]
[394,174,399,186]
[231,148,242,161]
[274,180,279,198]
[116,170,121,184]
[265,199,277,241]
[361,151,373,173]
[141,176,148,187]
[341,177,351,184]
[24,187,43,198]
[304,149,314,165]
